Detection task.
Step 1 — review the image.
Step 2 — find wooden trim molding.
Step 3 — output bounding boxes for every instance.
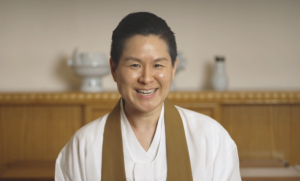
[168,92,300,104]
[0,91,300,104]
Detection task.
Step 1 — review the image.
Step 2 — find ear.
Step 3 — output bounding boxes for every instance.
[110,58,117,82]
[171,59,177,81]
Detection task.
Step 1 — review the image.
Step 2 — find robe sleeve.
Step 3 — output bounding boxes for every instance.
[55,134,88,181]
[212,127,242,181]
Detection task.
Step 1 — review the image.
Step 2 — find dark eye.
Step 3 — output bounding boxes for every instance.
[131,64,140,68]
[154,64,162,68]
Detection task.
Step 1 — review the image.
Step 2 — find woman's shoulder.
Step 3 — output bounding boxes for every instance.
[175,105,236,148]
[70,113,109,144]
[175,105,223,131]
[56,113,109,180]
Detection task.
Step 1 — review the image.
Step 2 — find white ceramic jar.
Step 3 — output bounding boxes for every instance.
[211,56,229,91]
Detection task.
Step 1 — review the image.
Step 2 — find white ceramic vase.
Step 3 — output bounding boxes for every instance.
[68,49,110,92]
[211,56,228,91]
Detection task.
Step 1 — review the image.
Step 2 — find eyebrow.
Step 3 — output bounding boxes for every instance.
[124,57,168,62]
[124,57,142,62]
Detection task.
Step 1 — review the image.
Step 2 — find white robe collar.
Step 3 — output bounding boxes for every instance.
[120,98,165,164]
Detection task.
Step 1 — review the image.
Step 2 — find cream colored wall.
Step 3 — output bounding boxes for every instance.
[0,0,299,92]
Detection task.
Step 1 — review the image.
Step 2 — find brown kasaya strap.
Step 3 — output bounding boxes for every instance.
[164,98,193,181]
[101,98,193,181]
[101,99,126,181]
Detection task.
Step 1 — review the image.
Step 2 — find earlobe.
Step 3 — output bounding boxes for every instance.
[110,58,117,82]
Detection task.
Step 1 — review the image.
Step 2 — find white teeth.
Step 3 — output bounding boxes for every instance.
[136,89,156,95]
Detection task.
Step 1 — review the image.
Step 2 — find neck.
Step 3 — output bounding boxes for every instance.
[123,99,163,151]
[124,101,162,130]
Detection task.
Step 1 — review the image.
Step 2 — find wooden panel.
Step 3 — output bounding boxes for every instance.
[222,105,273,159]
[222,104,300,165]
[1,161,54,178]
[240,159,288,167]
[0,91,299,176]
[269,105,290,161]
[242,178,300,181]
[290,106,300,165]
[84,101,220,124]
[0,105,82,170]
[84,102,117,124]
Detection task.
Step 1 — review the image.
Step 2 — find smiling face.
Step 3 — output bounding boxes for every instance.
[110,35,177,114]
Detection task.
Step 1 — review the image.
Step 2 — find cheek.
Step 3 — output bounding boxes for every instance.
[117,69,140,86]
[158,72,164,78]
[157,69,173,86]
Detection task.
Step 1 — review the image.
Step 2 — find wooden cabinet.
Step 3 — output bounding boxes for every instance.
[0,91,300,179]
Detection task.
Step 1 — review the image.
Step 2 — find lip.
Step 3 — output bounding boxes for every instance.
[135,88,157,91]
[135,88,158,99]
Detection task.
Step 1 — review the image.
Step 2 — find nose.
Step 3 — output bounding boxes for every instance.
[138,65,154,85]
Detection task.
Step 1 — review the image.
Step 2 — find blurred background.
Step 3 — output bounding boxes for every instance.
[0,0,299,92]
[0,0,300,181]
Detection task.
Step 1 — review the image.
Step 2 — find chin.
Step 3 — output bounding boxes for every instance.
[135,98,164,113]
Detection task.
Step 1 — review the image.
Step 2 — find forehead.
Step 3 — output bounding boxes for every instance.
[121,35,170,59]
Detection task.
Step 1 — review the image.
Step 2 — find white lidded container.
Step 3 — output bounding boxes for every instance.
[211,56,229,91]
[68,48,110,92]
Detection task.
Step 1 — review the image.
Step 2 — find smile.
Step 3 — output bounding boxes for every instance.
[136,89,157,95]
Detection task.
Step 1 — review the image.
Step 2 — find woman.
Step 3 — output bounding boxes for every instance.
[55,12,241,181]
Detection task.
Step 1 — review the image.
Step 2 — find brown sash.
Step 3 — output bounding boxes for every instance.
[101,98,193,181]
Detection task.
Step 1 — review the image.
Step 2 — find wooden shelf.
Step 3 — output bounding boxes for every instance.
[242,178,300,181]
[240,159,289,168]
[0,161,54,180]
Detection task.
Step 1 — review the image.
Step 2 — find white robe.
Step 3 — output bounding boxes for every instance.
[55,101,241,181]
